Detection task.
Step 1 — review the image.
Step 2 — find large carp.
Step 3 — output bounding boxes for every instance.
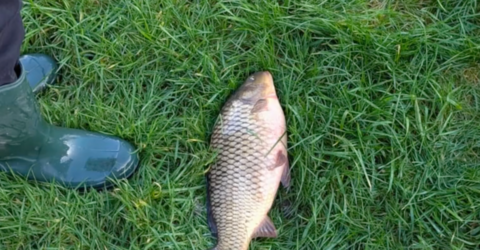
[206,71,290,250]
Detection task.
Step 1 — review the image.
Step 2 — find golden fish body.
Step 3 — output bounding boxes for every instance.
[207,71,290,250]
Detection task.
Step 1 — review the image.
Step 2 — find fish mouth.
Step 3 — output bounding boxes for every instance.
[233,71,277,103]
[250,71,273,83]
[250,71,276,98]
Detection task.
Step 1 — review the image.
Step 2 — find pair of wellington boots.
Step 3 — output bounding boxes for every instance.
[0,54,139,190]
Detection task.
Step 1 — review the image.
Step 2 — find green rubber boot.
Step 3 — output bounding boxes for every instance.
[19,53,58,93]
[0,62,139,190]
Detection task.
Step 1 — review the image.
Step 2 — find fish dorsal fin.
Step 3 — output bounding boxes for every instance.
[252,216,278,238]
[206,175,218,237]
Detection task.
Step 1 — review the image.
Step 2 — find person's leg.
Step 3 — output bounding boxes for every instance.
[0,1,140,190]
[0,0,24,86]
[0,0,58,92]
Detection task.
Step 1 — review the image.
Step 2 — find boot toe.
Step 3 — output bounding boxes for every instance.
[70,132,140,189]
[38,129,140,189]
[104,136,139,181]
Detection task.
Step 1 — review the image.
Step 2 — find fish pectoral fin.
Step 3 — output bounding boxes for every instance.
[252,216,278,238]
[251,98,269,114]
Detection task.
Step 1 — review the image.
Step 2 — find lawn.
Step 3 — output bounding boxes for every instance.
[1,0,480,249]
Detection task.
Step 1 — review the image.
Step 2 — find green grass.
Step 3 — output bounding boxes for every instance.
[1,0,480,249]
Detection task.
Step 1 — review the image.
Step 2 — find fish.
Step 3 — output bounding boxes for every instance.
[206,71,291,250]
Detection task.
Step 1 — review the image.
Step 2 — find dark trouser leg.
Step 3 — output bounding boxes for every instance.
[0,0,24,86]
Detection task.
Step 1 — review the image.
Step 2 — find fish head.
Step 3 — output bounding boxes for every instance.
[234,71,277,104]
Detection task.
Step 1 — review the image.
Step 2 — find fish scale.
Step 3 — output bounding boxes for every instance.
[207,71,290,250]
